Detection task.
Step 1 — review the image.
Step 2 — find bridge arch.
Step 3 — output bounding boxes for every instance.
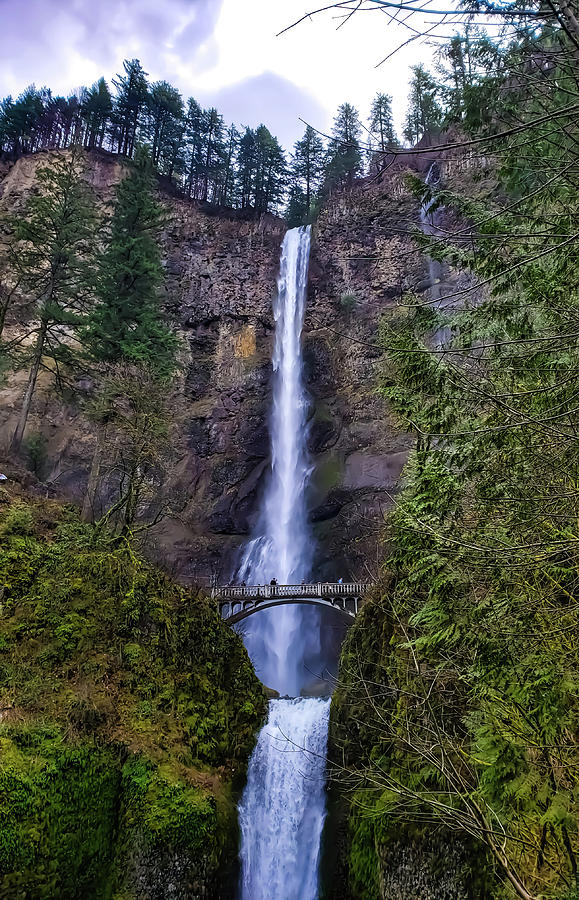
[220,596,360,626]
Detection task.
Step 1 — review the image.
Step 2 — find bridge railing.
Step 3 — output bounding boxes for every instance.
[211,582,371,600]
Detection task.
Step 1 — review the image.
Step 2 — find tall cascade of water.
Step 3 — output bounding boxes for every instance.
[237,226,330,900]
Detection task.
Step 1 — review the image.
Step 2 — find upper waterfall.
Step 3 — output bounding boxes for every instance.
[237,225,318,697]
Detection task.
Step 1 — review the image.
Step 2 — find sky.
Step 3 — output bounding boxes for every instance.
[0,0,436,150]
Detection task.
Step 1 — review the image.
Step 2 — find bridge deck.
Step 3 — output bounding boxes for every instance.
[212,582,370,600]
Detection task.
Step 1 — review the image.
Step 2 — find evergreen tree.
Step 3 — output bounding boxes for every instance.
[289,125,325,221]
[236,127,256,210]
[403,64,443,144]
[326,102,363,188]
[220,123,239,207]
[200,107,227,202]
[285,184,309,228]
[368,93,398,170]
[84,145,178,378]
[9,149,96,451]
[112,59,148,157]
[81,78,113,150]
[144,81,184,172]
[183,98,205,199]
[253,125,286,214]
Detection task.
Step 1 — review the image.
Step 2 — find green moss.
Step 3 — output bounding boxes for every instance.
[0,489,267,898]
[329,590,496,899]
[0,727,120,900]
[310,452,343,496]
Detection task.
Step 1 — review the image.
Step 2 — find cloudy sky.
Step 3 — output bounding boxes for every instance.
[0,0,435,149]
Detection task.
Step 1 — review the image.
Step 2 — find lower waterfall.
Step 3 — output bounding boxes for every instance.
[236,226,331,900]
[239,699,330,900]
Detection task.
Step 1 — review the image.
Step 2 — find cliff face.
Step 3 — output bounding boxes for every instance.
[0,150,427,583]
[0,149,474,582]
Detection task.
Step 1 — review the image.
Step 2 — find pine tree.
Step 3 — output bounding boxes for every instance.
[112,59,148,157]
[184,98,205,199]
[145,81,184,172]
[368,93,398,171]
[326,102,363,188]
[403,65,443,144]
[237,127,256,210]
[220,123,239,207]
[83,145,178,379]
[9,149,96,451]
[200,107,226,202]
[81,78,113,149]
[289,125,325,221]
[253,125,286,214]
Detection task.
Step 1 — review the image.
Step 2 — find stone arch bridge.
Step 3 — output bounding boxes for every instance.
[212,582,371,625]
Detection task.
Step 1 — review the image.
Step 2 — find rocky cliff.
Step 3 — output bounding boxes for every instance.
[0,150,414,585]
[0,148,475,584]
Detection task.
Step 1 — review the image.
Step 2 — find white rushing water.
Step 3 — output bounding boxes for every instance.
[237,226,330,900]
[237,225,317,698]
[239,698,330,900]
[420,162,451,348]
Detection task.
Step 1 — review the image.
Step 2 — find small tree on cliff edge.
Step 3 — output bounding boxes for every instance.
[83,144,178,380]
[9,148,96,452]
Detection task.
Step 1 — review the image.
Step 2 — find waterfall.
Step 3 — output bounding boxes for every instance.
[237,226,330,900]
[239,698,330,900]
[237,225,317,698]
[421,162,451,348]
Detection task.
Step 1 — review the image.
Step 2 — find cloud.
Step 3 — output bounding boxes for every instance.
[200,71,328,149]
[0,2,327,149]
[0,0,225,96]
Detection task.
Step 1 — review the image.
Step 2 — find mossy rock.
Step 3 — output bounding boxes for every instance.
[0,489,267,898]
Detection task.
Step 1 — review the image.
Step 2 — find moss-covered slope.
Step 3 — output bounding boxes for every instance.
[327,587,494,900]
[0,486,267,899]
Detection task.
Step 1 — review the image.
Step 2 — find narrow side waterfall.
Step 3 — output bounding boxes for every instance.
[237,226,330,900]
[421,162,451,348]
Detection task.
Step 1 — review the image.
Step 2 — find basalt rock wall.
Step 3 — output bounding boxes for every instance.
[0,149,468,583]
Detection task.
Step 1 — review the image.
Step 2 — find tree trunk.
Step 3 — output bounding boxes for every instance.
[82,428,106,522]
[0,290,11,339]
[10,323,47,453]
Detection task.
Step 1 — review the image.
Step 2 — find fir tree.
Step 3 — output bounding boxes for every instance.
[253,125,286,214]
[81,78,113,150]
[403,64,443,144]
[145,81,184,172]
[112,59,148,157]
[84,145,177,379]
[326,102,363,188]
[237,127,256,210]
[368,93,398,171]
[289,125,325,221]
[9,149,96,451]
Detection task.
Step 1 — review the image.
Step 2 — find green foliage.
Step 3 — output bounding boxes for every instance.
[287,125,326,223]
[83,145,178,378]
[326,103,363,189]
[332,21,579,900]
[403,64,444,144]
[339,292,357,313]
[0,729,120,900]
[23,432,48,477]
[0,489,266,898]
